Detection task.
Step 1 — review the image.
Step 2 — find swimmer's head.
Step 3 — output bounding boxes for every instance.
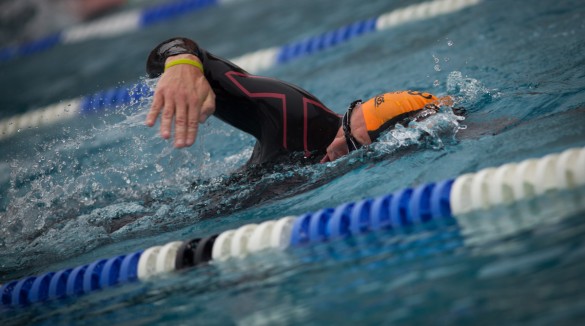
[322,91,442,163]
[359,91,440,141]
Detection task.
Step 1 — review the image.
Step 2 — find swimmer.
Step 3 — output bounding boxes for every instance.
[146,37,455,166]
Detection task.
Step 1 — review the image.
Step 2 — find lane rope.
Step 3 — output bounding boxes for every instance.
[1,145,583,307]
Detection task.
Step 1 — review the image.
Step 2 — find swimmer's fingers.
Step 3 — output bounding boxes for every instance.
[160,95,175,140]
[322,135,348,163]
[322,150,341,163]
[185,97,200,147]
[146,91,164,127]
[185,83,215,146]
[199,88,216,123]
[173,93,189,147]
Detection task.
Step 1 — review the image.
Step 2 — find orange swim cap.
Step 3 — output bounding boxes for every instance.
[361,91,439,140]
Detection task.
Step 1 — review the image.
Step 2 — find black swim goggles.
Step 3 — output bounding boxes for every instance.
[342,99,363,152]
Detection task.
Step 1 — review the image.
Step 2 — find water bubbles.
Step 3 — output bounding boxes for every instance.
[433,80,441,87]
[432,54,442,72]
[446,71,497,108]
[447,40,454,46]
[155,164,163,172]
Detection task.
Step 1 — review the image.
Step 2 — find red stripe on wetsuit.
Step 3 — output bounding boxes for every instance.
[225,71,336,156]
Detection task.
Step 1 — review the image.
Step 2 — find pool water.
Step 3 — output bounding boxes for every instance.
[1,0,585,324]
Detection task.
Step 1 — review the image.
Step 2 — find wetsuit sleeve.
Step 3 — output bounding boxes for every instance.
[146,37,204,78]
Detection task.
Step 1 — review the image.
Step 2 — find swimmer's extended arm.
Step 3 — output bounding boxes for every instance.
[145,38,216,148]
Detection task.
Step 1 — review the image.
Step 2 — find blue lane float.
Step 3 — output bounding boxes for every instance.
[28,272,54,304]
[83,259,108,293]
[1,145,583,308]
[276,18,377,64]
[289,180,455,248]
[80,82,153,114]
[140,0,217,26]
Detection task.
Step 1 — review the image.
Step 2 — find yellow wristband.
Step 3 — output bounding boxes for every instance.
[164,58,204,74]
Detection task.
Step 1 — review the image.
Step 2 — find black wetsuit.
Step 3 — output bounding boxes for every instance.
[146,37,341,166]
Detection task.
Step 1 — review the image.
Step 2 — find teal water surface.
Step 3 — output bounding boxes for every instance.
[1,0,585,324]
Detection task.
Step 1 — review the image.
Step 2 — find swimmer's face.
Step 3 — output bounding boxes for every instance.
[321,103,372,163]
[348,103,373,146]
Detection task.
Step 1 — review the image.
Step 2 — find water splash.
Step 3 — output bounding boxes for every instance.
[0,95,252,274]
[446,71,500,110]
[371,109,464,157]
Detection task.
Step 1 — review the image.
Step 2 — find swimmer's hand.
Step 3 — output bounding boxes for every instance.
[321,128,350,163]
[146,54,216,148]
